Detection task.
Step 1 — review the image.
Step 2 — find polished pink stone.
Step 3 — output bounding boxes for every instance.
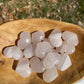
[35,41,52,58]
[48,29,62,47]
[24,44,34,58]
[43,66,58,83]
[62,31,79,46]
[3,46,23,60]
[15,58,31,77]
[30,57,45,73]
[32,31,45,45]
[43,52,61,69]
[57,54,72,71]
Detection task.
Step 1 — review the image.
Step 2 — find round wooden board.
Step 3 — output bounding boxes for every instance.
[0,19,84,84]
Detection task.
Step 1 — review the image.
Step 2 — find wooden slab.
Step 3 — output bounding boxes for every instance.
[0,19,84,84]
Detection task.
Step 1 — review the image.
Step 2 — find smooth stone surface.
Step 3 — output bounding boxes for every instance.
[35,41,52,58]
[30,57,45,73]
[62,31,79,46]
[17,37,31,49]
[32,31,45,45]
[15,58,31,77]
[20,31,31,39]
[51,29,62,37]
[3,46,23,60]
[57,54,72,71]
[43,38,49,42]
[24,44,34,58]
[60,41,75,54]
[43,52,61,69]
[43,66,58,83]
[48,32,62,47]
[3,47,14,58]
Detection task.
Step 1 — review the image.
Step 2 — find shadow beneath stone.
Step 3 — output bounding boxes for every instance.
[0,58,5,66]
[37,73,43,79]
[45,29,53,38]
[12,60,18,70]
[31,30,38,34]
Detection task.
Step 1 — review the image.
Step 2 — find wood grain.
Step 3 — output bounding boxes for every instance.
[0,19,84,84]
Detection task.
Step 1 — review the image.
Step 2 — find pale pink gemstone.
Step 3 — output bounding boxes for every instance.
[43,52,61,69]
[20,31,31,39]
[43,66,58,83]
[48,30,62,47]
[30,57,45,73]
[17,37,31,49]
[3,46,23,60]
[17,31,31,49]
[49,36,62,47]
[35,41,52,58]
[57,54,72,71]
[15,58,31,77]
[51,29,62,36]
[62,31,79,46]
[24,44,34,58]
[32,31,45,45]
[3,47,14,58]
[60,41,75,54]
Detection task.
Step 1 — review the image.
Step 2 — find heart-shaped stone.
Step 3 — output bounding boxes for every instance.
[30,57,45,73]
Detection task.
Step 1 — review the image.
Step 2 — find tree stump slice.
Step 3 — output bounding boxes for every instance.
[0,19,84,84]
